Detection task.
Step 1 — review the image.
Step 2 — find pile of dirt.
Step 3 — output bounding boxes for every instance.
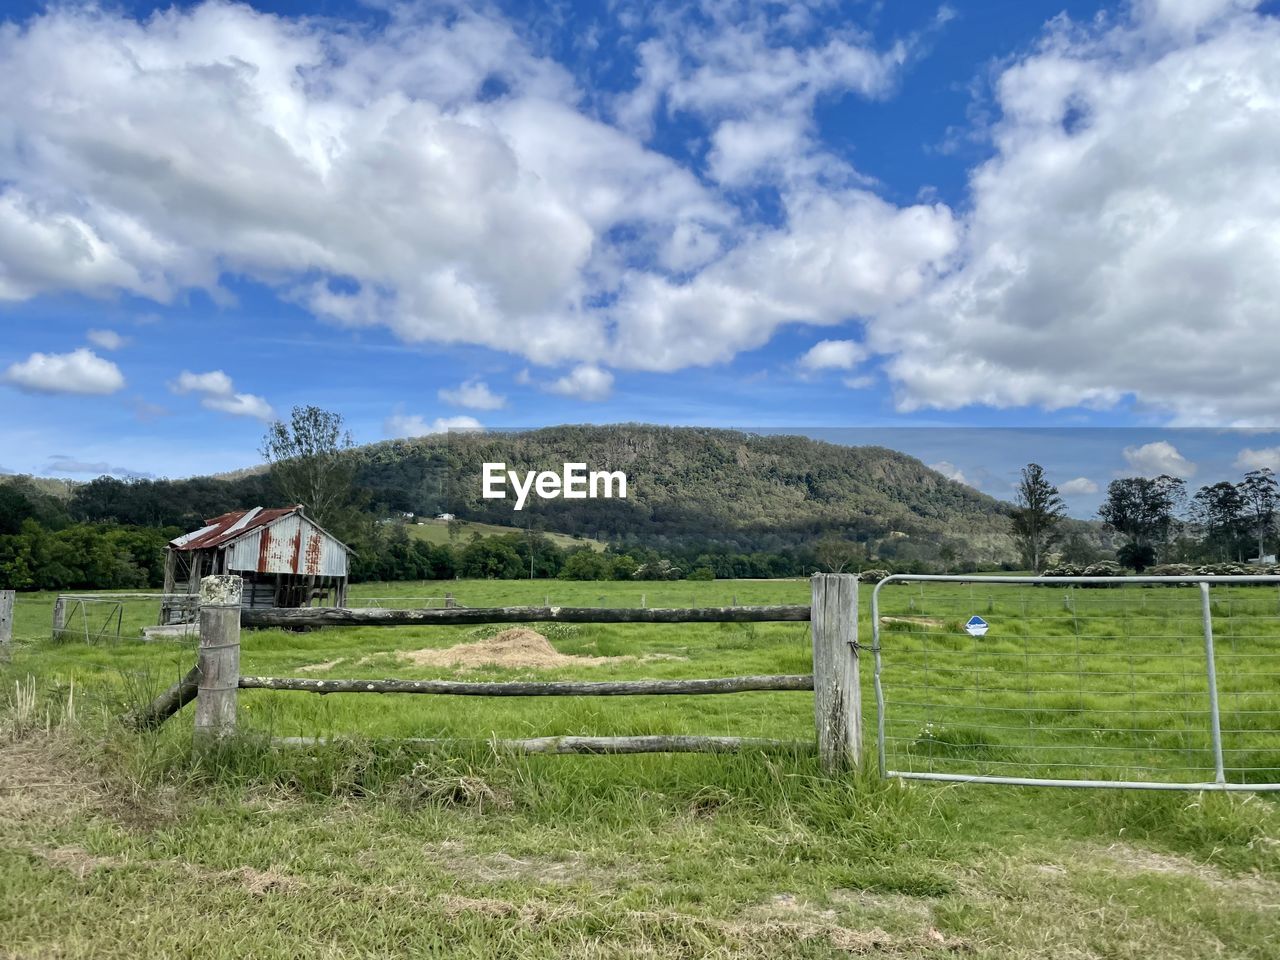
[396,628,627,671]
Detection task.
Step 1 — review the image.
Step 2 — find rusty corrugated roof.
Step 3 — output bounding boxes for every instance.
[169,505,303,551]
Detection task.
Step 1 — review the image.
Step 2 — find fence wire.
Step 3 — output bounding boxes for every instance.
[871,575,1280,790]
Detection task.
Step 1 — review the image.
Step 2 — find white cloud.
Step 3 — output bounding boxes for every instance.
[873,3,1280,422]
[798,339,865,372]
[171,370,232,395]
[3,348,125,395]
[1059,476,1100,495]
[0,2,954,381]
[4,0,1278,424]
[1122,441,1197,478]
[86,329,127,350]
[0,3,721,371]
[384,413,483,438]
[929,460,968,484]
[438,378,506,410]
[546,363,614,402]
[1137,0,1261,37]
[170,368,274,421]
[1235,447,1280,472]
[616,6,905,186]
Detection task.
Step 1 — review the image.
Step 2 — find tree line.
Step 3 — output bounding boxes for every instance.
[1010,462,1279,572]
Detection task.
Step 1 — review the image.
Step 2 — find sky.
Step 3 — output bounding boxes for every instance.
[2,0,1280,515]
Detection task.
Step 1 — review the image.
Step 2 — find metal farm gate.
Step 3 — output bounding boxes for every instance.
[871,575,1280,791]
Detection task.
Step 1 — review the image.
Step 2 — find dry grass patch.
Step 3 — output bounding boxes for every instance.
[393,627,629,671]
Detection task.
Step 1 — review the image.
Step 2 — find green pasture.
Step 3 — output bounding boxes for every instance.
[3,578,1279,958]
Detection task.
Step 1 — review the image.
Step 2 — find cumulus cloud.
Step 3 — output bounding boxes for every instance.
[929,460,967,484]
[86,329,127,351]
[170,369,274,421]
[1059,476,1100,495]
[2,0,1277,424]
[2,348,125,395]
[873,2,1280,422]
[615,2,906,185]
[438,378,506,410]
[546,364,614,402]
[1137,0,1261,37]
[798,339,865,372]
[0,2,721,370]
[384,413,483,438]
[1122,441,1197,478]
[1235,447,1280,472]
[0,2,955,380]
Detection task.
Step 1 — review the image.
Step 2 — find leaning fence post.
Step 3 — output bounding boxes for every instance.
[51,596,66,641]
[811,573,860,771]
[195,575,241,743]
[0,590,13,662]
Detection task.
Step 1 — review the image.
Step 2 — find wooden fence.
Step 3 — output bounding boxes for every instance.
[0,590,12,663]
[136,573,862,770]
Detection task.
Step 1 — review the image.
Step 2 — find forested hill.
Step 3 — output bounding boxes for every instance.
[33,426,1018,563]
[353,426,1016,560]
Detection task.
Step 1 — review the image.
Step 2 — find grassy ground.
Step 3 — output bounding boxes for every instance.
[2,578,1279,958]
[407,519,607,552]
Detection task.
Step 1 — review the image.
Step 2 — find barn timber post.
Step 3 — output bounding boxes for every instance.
[194,575,242,743]
[810,573,860,771]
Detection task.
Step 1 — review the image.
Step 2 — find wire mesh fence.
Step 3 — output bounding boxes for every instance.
[871,575,1280,790]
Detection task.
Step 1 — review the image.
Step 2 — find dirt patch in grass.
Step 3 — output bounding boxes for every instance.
[393,628,629,671]
[297,629,685,674]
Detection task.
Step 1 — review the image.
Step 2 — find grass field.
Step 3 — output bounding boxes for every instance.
[407,518,607,552]
[3,578,1279,958]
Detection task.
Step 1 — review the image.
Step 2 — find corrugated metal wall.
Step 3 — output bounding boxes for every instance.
[225,514,348,577]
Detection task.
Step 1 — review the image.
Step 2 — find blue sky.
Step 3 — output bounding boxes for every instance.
[2,0,1279,513]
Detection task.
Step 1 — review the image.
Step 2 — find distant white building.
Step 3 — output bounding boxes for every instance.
[436,512,456,521]
[1248,554,1277,565]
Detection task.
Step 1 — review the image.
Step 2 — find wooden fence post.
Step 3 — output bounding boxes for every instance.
[195,575,241,743]
[51,596,66,641]
[0,590,13,662]
[811,573,860,771]
[444,593,456,609]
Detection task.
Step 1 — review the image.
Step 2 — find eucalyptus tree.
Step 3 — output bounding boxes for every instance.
[1010,463,1065,572]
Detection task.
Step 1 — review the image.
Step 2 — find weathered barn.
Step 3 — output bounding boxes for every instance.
[161,506,350,621]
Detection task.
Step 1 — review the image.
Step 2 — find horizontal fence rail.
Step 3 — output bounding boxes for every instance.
[241,604,811,628]
[237,674,814,696]
[273,735,811,755]
[134,575,860,771]
[871,574,1280,791]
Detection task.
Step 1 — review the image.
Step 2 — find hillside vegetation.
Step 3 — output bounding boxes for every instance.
[354,426,1019,563]
[3,426,1031,589]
